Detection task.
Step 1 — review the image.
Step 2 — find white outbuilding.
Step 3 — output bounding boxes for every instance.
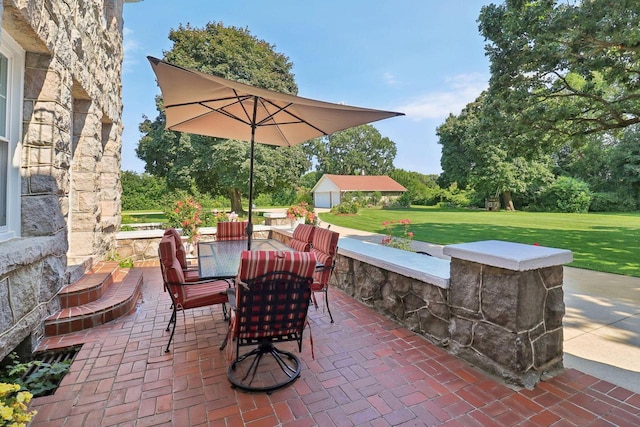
[311,174,407,208]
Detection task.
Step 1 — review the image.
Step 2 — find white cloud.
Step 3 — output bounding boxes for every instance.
[123,27,141,73]
[398,73,488,121]
[383,72,398,86]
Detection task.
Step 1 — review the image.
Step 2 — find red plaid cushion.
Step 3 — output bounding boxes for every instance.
[236,250,317,283]
[234,251,316,341]
[217,221,248,241]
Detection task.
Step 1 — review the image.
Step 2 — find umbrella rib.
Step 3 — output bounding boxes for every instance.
[256,98,328,138]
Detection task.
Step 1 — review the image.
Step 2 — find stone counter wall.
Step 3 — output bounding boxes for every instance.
[331,255,450,345]
[447,260,565,388]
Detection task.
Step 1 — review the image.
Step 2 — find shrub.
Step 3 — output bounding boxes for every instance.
[331,201,359,214]
[383,192,412,209]
[589,191,638,212]
[537,177,592,213]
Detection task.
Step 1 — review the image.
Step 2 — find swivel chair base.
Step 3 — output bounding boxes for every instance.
[228,342,301,393]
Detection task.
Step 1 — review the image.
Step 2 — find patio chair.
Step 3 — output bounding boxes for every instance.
[158,235,230,353]
[287,223,315,252]
[310,227,340,323]
[223,250,317,393]
[216,220,249,241]
[164,227,199,281]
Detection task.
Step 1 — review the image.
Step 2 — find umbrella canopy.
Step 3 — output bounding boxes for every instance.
[147,56,404,247]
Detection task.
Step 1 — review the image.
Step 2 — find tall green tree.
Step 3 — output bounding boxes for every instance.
[479,0,640,154]
[136,22,310,212]
[437,94,554,209]
[307,124,397,176]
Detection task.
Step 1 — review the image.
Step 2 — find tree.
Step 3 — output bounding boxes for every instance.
[479,0,640,154]
[136,22,310,213]
[390,169,441,205]
[437,94,554,210]
[120,170,170,210]
[307,125,397,175]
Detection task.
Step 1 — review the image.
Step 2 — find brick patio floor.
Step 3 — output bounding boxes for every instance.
[30,262,640,426]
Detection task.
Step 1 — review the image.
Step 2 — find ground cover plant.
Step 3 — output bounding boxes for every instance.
[321,206,640,277]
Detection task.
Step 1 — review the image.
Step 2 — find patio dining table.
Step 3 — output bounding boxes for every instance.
[197,239,292,280]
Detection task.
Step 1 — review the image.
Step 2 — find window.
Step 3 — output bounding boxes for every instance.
[0,31,24,241]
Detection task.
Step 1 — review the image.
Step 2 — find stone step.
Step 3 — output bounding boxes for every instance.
[59,261,119,308]
[44,267,144,337]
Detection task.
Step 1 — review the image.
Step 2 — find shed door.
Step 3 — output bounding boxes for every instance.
[315,192,331,208]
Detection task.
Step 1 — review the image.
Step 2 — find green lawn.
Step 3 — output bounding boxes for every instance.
[319,206,640,277]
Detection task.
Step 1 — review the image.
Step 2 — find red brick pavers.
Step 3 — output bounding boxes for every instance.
[30,262,640,426]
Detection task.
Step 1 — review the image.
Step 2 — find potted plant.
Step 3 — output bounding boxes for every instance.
[166,195,202,255]
[286,202,309,228]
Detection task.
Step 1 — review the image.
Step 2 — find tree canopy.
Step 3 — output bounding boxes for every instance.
[136,22,310,212]
[479,0,640,153]
[306,124,397,176]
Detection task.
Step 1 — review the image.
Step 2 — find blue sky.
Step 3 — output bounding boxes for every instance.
[122,1,494,175]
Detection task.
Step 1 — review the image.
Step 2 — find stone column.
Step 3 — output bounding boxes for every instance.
[69,100,103,257]
[443,240,573,388]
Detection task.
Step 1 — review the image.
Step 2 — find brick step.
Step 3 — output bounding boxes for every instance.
[45,267,144,337]
[59,261,120,308]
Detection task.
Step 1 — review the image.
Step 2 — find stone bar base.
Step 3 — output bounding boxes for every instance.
[444,240,572,388]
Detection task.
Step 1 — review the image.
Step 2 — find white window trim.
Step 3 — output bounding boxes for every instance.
[0,31,25,242]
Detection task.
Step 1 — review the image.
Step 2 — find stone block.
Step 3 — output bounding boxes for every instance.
[473,322,532,373]
[39,256,65,302]
[0,278,13,331]
[28,174,59,194]
[545,287,565,331]
[69,231,96,256]
[532,329,563,371]
[24,122,55,145]
[21,195,66,236]
[449,317,474,347]
[24,68,61,100]
[72,172,98,192]
[9,263,41,321]
[449,259,481,313]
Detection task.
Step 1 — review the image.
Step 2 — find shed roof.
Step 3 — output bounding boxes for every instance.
[316,174,406,192]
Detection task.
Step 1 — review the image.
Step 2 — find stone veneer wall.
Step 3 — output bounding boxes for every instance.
[331,255,451,345]
[0,0,126,361]
[447,260,565,388]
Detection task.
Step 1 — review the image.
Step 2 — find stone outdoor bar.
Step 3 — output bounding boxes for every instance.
[116,227,572,388]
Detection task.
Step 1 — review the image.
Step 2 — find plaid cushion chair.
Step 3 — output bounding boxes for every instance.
[288,223,315,252]
[310,227,340,323]
[216,221,248,241]
[163,228,199,282]
[223,250,317,392]
[158,235,230,353]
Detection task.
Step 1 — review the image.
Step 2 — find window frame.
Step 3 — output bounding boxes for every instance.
[0,31,25,242]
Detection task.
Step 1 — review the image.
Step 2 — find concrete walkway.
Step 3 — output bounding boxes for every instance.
[319,219,640,394]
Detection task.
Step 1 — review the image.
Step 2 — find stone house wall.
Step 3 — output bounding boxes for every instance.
[0,0,126,361]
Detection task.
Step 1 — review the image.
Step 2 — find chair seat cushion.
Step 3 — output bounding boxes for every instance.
[170,281,229,310]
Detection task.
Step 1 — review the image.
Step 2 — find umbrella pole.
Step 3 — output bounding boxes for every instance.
[246,97,258,250]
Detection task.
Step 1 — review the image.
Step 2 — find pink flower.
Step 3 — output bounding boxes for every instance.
[408,232,414,238]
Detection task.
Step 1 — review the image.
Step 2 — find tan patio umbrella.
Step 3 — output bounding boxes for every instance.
[147,56,404,248]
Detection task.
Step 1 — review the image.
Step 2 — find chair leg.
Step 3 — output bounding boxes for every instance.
[165,306,178,353]
[324,287,334,323]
